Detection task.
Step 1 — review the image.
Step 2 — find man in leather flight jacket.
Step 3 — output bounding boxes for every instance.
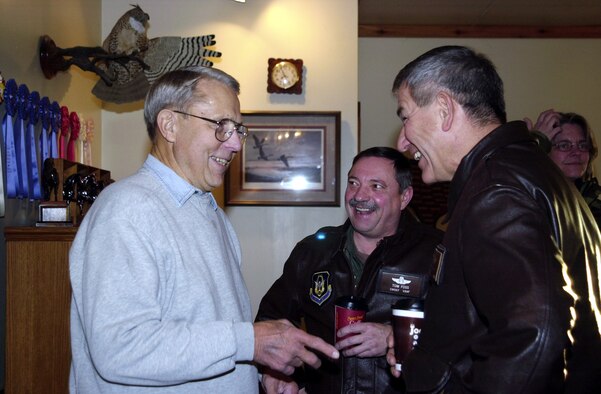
[256,147,442,393]
[391,45,601,393]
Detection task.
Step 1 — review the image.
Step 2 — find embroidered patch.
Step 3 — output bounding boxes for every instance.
[309,271,332,306]
[431,244,446,285]
[378,271,426,298]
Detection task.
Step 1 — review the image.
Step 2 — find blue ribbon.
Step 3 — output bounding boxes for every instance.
[2,79,18,198]
[27,91,42,200]
[39,97,51,166]
[50,101,60,158]
[14,84,30,198]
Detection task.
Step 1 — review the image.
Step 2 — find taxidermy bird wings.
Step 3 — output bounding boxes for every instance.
[94,4,221,103]
[96,4,150,87]
[92,34,222,104]
[39,5,221,104]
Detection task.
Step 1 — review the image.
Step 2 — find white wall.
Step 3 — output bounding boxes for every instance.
[100,0,357,314]
[359,38,601,176]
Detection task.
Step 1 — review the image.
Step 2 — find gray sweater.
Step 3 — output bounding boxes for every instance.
[69,155,257,393]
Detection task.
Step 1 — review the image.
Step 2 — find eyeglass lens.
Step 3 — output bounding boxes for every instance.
[216,120,248,143]
[554,141,590,152]
[173,110,247,143]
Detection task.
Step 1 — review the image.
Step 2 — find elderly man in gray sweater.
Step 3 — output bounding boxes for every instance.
[69,66,338,393]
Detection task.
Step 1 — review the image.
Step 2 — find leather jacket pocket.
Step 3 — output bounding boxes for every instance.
[403,345,452,393]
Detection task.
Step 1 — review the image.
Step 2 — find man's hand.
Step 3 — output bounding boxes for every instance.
[334,322,391,358]
[254,319,339,375]
[261,372,302,394]
[523,109,562,141]
[386,332,401,378]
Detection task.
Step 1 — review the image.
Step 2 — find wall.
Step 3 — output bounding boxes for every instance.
[0,0,103,172]
[0,0,102,388]
[100,0,357,314]
[359,37,601,176]
[0,0,103,225]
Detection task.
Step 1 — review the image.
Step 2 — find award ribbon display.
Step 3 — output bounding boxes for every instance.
[1,77,89,204]
[26,91,42,200]
[67,111,80,162]
[83,118,94,165]
[59,106,70,159]
[2,79,18,198]
[39,96,51,165]
[15,84,30,198]
[50,101,60,159]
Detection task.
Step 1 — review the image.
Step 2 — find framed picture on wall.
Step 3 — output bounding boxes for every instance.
[225,111,340,206]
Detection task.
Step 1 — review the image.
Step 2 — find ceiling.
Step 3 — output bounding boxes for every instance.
[359,0,601,26]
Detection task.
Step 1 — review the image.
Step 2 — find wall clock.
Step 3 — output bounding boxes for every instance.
[267,58,303,94]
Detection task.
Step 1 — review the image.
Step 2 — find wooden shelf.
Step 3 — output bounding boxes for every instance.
[5,226,77,394]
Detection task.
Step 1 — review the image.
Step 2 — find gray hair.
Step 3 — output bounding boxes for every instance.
[143,66,240,140]
[392,45,506,126]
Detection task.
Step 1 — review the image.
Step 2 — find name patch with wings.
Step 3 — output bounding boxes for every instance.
[378,271,425,298]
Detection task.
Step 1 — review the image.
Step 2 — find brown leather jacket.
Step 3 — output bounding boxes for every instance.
[404,121,601,394]
[256,213,442,393]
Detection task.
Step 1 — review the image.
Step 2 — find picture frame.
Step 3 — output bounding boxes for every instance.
[225,111,341,206]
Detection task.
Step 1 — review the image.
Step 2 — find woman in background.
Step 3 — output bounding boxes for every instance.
[525,109,601,226]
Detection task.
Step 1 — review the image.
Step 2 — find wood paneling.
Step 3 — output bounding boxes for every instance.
[359,24,601,38]
[5,226,77,394]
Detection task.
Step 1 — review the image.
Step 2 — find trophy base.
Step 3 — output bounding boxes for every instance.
[38,201,71,225]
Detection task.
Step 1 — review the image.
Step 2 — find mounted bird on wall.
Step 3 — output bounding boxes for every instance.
[39,4,222,104]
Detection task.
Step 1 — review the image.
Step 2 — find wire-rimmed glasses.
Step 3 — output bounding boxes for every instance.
[173,110,248,143]
[552,141,590,152]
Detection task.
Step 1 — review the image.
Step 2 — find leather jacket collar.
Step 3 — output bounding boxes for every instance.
[448,121,537,218]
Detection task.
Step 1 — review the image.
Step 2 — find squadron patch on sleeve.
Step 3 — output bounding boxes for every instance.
[309,271,332,306]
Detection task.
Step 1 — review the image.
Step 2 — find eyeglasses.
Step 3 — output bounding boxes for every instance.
[172,110,248,143]
[552,141,590,152]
